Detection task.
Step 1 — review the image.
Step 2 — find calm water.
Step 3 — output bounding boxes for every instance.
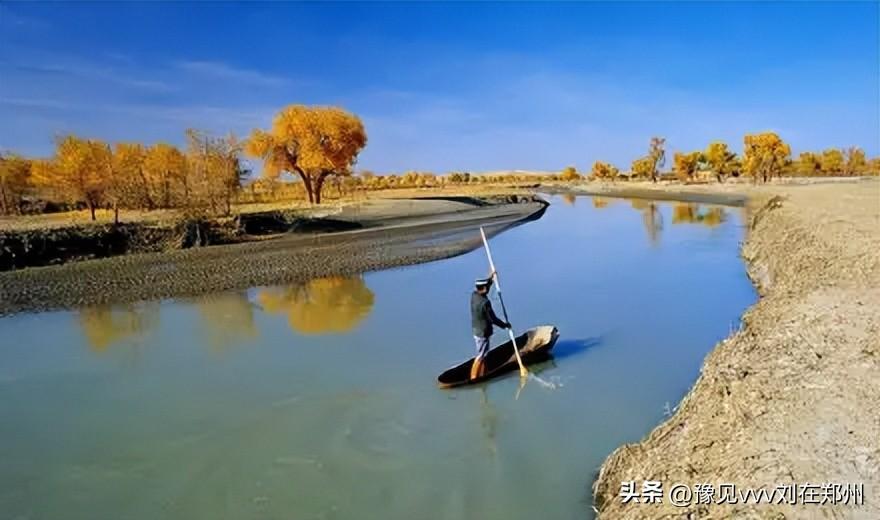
[0,196,755,520]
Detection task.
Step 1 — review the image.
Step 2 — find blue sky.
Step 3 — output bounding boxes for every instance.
[1,1,878,173]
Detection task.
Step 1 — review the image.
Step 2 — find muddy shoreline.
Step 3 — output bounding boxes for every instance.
[0,196,547,315]
[587,179,879,518]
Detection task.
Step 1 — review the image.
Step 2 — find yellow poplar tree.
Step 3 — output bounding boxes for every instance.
[0,153,31,215]
[820,148,844,175]
[144,143,188,208]
[590,161,619,181]
[673,151,702,182]
[742,132,791,183]
[648,137,666,182]
[32,135,111,220]
[245,105,367,204]
[560,166,580,181]
[842,147,866,176]
[704,142,739,183]
[630,157,654,179]
[113,143,150,209]
[796,152,822,176]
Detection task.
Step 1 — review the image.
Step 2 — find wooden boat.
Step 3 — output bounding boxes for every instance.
[437,325,559,388]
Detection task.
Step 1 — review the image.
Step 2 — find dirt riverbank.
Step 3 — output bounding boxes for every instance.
[589,179,879,519]
[0,195,546,314]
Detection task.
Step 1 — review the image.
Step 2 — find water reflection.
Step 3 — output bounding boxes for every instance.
[671,203,726,227]
[561,193,576,206]
[623,199,664,247]
[587,197,729,245]
[592,197,610,209]
[258,275,375,335]
[193,291,258,350]
[78,303,159,352]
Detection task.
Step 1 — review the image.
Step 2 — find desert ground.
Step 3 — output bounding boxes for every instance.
[586,178,879,519]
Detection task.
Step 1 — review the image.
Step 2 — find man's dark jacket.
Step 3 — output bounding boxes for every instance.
[471,291,507,338]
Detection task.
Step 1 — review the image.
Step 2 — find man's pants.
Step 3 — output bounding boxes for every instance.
[473,336,490,360]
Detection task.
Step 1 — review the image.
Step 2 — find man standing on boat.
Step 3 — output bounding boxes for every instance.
[470,273,510,380]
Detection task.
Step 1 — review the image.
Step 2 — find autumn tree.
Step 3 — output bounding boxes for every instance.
[843,147,867,176]
[673,151,702,182]
[113,143,151,209]
[704,142,739,183]
[742,132,791,183]
[186,129,247,215]
[648,137,666,183]
[560,166,580,181]
[820,148,844,176]
[796,152,822,176]
[245,105,367,205]
[0,153,31,215]
[144,143,188,208]
[33,135,111,220]
[630,157,654,180]
[590,161,619,181]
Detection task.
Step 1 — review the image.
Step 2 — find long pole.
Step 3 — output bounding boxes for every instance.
[479,227,528,378]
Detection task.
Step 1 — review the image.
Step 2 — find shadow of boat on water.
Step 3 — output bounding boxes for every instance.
[549,336,602,361]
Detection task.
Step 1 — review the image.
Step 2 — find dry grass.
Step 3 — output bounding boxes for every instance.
[0,183,535,232]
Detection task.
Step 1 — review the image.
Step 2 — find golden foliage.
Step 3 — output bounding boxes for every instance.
[560,166,580,181]
[843,147,867,176]
[111,142,151,212]
[630,157,654,179]
[258,276,374,335]
[743,132,791,183]
[796,152,822,176]
[31,135,113,220]
[245,105,367,204]
[590,161,619,181]
[0,153,31,215]
[704,142,739,182]
[820,148,844,175]
[673,151,703,182]
[143,143,189,208]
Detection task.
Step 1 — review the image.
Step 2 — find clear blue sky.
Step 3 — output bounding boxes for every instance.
[1,1,878,173]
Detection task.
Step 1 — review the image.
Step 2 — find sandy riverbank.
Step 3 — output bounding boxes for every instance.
[0,195,546,314]
[587,178,879,518]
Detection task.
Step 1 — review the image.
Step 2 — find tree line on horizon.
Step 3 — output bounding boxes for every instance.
[583,133,878,184]
[1,105,878,218]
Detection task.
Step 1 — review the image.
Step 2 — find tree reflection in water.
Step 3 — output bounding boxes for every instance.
[629,199,663,247]
[78,303,159,352]
[258,275,375,335]
[193,291,258,351]
[591,196,610,209]
[672,202,726,227]
[561,193,576,206]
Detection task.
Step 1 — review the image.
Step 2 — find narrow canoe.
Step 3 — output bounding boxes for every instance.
[437,325,559,388]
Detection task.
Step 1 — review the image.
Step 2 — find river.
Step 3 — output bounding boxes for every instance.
[0,195,755,519]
